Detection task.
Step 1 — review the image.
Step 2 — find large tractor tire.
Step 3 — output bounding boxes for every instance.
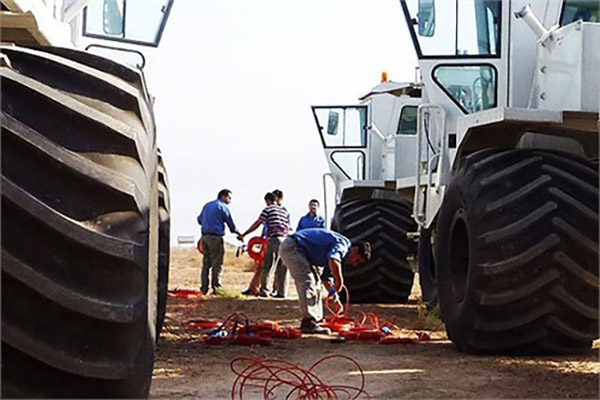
[156,149,171,337]
[1,46,159,397]
[436,149,599,354]
[331,198,417,303]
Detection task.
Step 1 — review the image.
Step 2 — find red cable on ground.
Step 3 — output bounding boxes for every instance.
[322,286,434,344]
[195,312,301,346]
[169,286,436,345]
[230,355,369,400]
[167,288,205,299]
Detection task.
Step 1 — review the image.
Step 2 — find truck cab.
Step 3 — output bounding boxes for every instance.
[309,77,421,304]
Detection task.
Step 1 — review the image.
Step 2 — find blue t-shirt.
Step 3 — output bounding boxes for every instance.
[296,214,326,231]
[197,199,238,236]
[291,228,351,267]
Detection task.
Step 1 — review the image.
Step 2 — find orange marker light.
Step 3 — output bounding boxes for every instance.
[381,71,388,82]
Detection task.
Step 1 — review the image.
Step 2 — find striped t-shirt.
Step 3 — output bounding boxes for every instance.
[259,205,290,237]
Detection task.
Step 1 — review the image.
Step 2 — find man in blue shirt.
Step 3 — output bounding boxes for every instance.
[197,189,240,294]
[296,199,326,231]
[279,228,371,334]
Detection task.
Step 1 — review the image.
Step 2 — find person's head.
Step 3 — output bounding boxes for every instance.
[345,241,372,266]
[264,192,276,205]
[218,189,232,204]
[272,189,283,205]
[308,199,319,215]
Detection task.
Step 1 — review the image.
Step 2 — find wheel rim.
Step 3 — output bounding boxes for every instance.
[449,210,470,303]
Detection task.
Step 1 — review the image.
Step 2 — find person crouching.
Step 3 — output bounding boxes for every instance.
[279,228,371,334]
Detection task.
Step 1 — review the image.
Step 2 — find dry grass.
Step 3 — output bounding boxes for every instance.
[169,245,297,299]
[169,245,256,291]
[412,303,445,331]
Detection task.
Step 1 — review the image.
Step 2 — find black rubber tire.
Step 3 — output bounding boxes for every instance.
[1,46,159,397]
[436,149,599,354]
[156,149,171,337]
[331,198,417,303]
[418,227,438,309]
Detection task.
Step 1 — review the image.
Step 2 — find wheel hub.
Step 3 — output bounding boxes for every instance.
[449,211,470,303]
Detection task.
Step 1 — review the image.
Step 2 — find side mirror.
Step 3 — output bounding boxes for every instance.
[103,0,124,36]
[327,111,339,135]
[418,0,435,37]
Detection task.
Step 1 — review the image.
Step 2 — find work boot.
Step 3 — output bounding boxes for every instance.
[300,318,331,335]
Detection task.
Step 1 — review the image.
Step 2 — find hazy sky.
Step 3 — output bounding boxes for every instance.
[144,0,417,245]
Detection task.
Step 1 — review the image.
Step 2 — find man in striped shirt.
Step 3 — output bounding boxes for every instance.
[272,189,291,229]
[238,192,291,297]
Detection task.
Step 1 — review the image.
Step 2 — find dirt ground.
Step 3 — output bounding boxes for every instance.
[150,247,599,399]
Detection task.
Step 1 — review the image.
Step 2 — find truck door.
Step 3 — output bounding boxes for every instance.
[394,102,420,179]
[311,105,368,184]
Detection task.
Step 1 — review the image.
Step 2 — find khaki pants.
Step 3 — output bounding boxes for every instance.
[200,235,224,293]
[279,237,323,321]
[260,236,289,297]
[246,263,262,293]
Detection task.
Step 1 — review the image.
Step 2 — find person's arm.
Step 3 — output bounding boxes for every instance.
[222,205,239,235]
[239,208,268,240]
[318,217,325,228]
[239,218,263,240]
[328,258,344,293]
[296,216,306,231]
[197,206,204,226]
[327,242,349,293]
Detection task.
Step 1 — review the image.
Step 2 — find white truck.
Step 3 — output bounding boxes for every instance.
[399,0,598,354]
[312,75,421,303]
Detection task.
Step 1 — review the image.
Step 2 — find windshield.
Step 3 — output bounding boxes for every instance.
[400,0,501,58]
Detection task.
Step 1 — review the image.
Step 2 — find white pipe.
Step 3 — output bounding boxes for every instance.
[368,123,387,141]
[322,173,336,225]
[62,0,91,22]
[514,4,549,41]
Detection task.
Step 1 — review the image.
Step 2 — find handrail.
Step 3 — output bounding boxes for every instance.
[357,153,364,180]
[413,104,446,228]
[322,173,337,224]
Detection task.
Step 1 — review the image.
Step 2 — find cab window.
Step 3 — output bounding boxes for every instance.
[561,0,599,25]
[312,106,367,148]
[433,65,497,113]
[397,106,418,135]
[331,151,365,180]
[402,0,501,58]
[84,0,174,47]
